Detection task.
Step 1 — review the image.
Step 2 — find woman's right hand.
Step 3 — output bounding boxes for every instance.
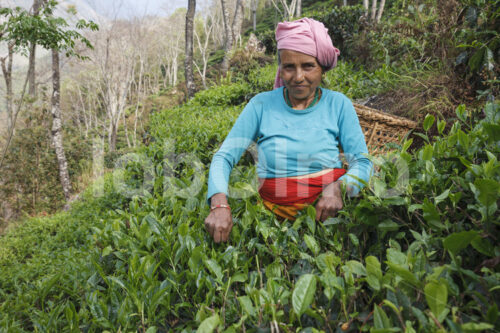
[205,193,233,243]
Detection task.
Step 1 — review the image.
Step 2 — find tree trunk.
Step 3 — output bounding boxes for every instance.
[376,0,385,22]
[363,0,369,10]
[296,0,302,16]
[252,0,257,31]
[123,110,131,148]
[231,0,244,47]
[50,49,72,201]
[0,44,14,130]
[276,0,296,20]
[371,0,378,21]
[0,42,30,171]
[185,0,196,99]
[173,56,178,86]
[220,0,233,75]
[27,43,37,96]
[28,0,44,96]
[108,120,117,152]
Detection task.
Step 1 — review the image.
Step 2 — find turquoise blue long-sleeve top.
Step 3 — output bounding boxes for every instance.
[207,87,373,202]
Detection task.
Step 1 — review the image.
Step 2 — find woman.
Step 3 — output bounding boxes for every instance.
[205,18,372,243]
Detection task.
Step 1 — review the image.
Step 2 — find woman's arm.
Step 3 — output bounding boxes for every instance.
[336,96,373,196]
[315,94,373,221]
[205,100,261,242]
[207,101,260,202]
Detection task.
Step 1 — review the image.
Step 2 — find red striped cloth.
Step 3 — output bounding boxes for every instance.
[258,168,346,206]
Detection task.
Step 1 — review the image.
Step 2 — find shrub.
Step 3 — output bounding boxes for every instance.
[2,89,498,332]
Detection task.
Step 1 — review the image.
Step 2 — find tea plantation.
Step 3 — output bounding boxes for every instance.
[0,66,499,332]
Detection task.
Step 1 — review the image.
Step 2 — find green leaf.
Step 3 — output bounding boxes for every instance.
[265,261,282,278]
[178,223,189,237]
[102,246,112,257]
[468,47,485,72]
[144,214,161,235]
[366,256,382,291]
[349,233,359,247]
[474,179,500,207]
[292,274,317,316]
[231,272,247,283]
[304,234,320,256]
[482,123,500,142]
[373,305,391,329]
[387,248,406,265]
[422,144,433,161]
[424,280,448,322]
[238,296,256,316]
[455,104,468,123]
[307,205,316,222]
[306,216,316,234]
[402,138,413,152]
[204,259,223,281]
[434,189,450,204]
[471,236,494,257]
[197,313,220,333]
[386,262,420,288]
[437,120,446,135]
[422,198,445,230]
[461,322,493,332]
[323,217,342,226]
[378,220,399,232]
[316,252,340,273]
[423,114,435,132]
[345,260,367,276]
[486,303,498,326]
[457,130,469,149]
[443,230,478,255]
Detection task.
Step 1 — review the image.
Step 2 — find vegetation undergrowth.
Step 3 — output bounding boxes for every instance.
[1,67,498,330]
[1,1,499,330]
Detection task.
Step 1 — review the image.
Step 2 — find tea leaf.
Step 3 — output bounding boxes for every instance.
[204,259,223,282]
[386,262,420,288]
[292,274,317,316]
[422,144,433,161]
[373,305,391,329]
[304,234,320,256]
[443,230,478,255]
[197,313,220,333]
[473,178,499,207]
[366,256,382,291]
[238,296,256,316]
[423,114,435,132]
[345,260,367,276]
[424,280,448,322]
[471,237,494,257]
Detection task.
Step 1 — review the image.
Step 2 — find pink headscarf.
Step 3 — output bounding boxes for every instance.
[274,18,340,89]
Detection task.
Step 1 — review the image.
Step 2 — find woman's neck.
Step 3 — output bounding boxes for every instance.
[285,88,321,110]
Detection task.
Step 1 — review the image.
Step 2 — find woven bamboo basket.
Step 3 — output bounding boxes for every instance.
[353,103,419,155]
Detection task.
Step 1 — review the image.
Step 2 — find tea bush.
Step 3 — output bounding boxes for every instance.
[1,74,498,332]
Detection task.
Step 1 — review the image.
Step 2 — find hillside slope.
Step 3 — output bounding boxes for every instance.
[1,63,499,330]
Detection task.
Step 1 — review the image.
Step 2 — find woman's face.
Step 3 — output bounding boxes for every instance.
[279,49,323,103]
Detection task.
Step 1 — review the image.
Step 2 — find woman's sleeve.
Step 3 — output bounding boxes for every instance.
[336,96,373,196]
[207,101,260,203]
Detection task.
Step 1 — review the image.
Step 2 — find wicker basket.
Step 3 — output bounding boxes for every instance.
[353,103,419,155]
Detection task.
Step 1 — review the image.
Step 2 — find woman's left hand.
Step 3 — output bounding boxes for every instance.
[315,181,343,221]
